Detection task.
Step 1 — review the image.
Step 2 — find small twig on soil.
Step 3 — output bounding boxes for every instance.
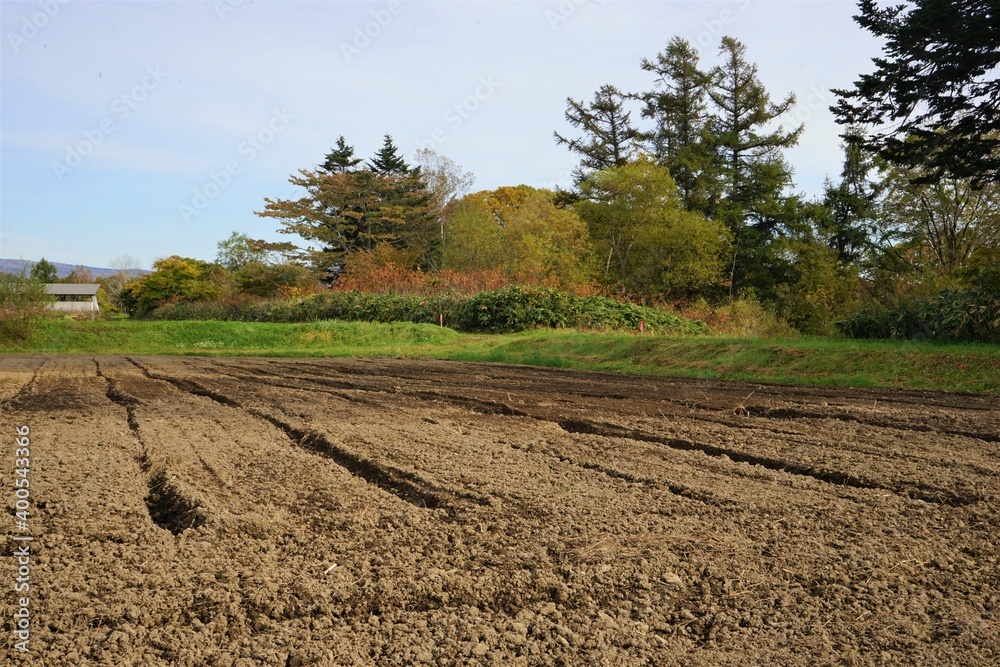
[732,391,757,416]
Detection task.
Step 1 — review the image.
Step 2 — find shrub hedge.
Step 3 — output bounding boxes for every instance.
[149,286,708,335]
[836,290,1000,343]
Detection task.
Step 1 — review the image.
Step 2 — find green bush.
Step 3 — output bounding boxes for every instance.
[837,290,1000,343]
[148,286,708,335]
[0,274,53,342]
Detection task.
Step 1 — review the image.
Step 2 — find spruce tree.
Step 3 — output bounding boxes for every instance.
[822,128,883,266]
[368,134,410,174]
[554,85,638,184]
[833,0,1000,186]
[321,136,362,174]
[708,36,803,294]
[30,258,58,283]
[637,37,718,213]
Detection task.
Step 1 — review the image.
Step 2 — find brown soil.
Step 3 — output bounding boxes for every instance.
[1,355,997,666]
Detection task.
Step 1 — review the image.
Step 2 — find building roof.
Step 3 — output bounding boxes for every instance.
[45,283,100,296]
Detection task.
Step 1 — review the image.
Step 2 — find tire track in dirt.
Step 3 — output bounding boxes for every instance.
[552,417,979,506]
[243,358,1000,460]
[94,358,209,535]
[311,380,976,506]
[0,356,46,407]
[735,404,1000,444]
[196,361,723,508]
[208,360,974,504]
[288,356,1000,426]
[530,446,722,507]
[199,359,387,408]
[127,357,477,513]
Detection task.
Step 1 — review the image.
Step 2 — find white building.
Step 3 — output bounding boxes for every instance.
[46,284,100,313]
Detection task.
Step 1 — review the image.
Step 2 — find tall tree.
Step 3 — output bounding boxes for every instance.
[258,167,433,275]
[832,0,1000,187]
[411,148,476,266]
[29,257,58,283]
[708,36,803,294]
[321,136,363,174]
[637,37,718,212]
[368,134,410,174]
[822,128,884,265]
[554,84,639,184]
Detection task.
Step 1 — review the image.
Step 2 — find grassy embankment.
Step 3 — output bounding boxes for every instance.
[2,318,998,392]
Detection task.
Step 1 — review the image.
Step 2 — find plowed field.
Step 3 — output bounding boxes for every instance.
[1,355,997,666]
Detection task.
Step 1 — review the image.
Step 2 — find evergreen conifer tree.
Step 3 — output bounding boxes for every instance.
[368,134,410,174]
[637,37,718,213]
[833,0,1000,186]
[321,136,363,174]
[554,85,638,184]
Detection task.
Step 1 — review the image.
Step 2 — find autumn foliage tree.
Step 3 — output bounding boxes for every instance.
[442,186,594,290]
[258,136,434,277]
[122,256,227,316]
[574,159,730,301]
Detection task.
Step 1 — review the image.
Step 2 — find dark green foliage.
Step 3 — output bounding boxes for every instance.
[709,37,803,296]
[637,37,718,213]
[837,290,1000,342]
[832,0,1000,186]
[321,136,363,174]
[29,257,58,283]
[554,85,639,184]
[368,134,410,174]
[147,286,708,335]
[822,128,883,265]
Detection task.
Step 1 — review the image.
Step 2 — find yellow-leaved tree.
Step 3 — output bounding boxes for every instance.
[442,186,594,291]
[574,158,730,301]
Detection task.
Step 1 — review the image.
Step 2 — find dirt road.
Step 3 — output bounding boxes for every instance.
[1,355,997,665]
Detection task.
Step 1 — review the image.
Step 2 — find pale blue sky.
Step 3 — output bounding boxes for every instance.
[1,0,882,269]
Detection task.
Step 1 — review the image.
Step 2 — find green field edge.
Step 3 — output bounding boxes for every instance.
[3,319,998,393]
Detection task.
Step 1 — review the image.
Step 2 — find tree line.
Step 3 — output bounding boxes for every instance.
[10,1,995,341]
[246,19,995,335]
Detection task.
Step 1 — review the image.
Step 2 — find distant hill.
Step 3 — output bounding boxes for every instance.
[0,258,144,279]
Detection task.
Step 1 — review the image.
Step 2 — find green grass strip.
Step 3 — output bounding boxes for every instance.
[3,319,998,393]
